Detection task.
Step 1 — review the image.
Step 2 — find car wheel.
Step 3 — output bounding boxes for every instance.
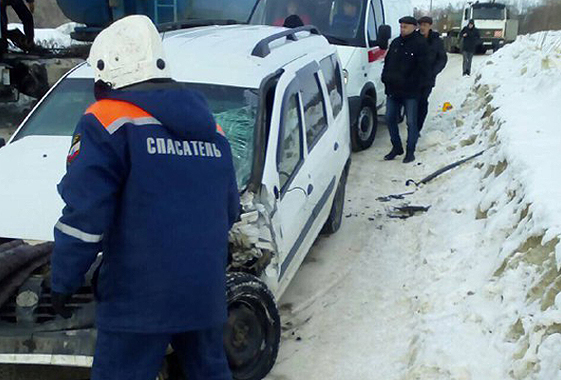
[351,95,378,151]
[225,272,280,380]
[321,167,348,235]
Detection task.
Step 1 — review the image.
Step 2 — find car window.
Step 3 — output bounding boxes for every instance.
[278,93,304,191]
[366,2,377,44]
[320,55,343,119]
[372,0,384,29]
[300,73,328,152]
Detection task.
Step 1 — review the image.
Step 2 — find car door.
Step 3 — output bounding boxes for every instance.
[297,61,340,238]
[261,72,314,283]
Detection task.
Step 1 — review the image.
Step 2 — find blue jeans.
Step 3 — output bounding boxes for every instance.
[91,326,232,380]
[385,96,419,152]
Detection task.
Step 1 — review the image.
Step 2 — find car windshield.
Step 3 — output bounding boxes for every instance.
[472,6,506,20]
[250,0,364,45]
[13,78,258,189]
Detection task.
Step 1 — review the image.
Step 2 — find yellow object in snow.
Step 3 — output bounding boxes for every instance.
[442,102,454,112]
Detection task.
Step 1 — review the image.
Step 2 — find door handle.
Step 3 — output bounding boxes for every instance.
[273,186,280,200]
[334,142,339,151]
[307,184,314,195]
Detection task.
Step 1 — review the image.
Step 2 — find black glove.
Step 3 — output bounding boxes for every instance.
[51,291,73,319]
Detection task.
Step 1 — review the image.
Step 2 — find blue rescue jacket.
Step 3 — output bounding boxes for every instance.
[51,83,240,333]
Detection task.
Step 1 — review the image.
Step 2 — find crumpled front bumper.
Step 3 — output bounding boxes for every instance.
[0,326,95,367]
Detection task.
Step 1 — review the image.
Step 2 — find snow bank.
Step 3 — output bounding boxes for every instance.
[407,32,561,380]
[7,22,83,49]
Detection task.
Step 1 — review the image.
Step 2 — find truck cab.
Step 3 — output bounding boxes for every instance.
[460,2,517,53]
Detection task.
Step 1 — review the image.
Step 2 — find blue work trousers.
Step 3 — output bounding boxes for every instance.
[91,326,232,380]
[386,96,419,152]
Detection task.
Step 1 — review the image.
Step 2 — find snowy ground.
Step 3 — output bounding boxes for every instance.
[2,30,560,380]
[267,32,561,380]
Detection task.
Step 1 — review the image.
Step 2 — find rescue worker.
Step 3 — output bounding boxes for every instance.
[417,16,447,133]
[381,16,430,163]
[50,15,239,380]
[460,19,480,76]
[0,0,34,49]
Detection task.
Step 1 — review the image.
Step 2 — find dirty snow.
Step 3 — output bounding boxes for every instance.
[267,32,561,380]
[7,22,82,49]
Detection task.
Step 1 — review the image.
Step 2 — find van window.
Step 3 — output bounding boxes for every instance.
[300,73,328,152]
[372,0,384,28]
[320,56,343,119]
[367,2,377,44]
[278,93,304,191]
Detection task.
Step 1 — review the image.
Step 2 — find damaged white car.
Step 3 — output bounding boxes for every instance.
[0,23,351,380]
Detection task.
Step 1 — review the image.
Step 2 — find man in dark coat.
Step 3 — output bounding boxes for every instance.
[417,16,447,133]
[460,19,480,75]
[381,16,430,163]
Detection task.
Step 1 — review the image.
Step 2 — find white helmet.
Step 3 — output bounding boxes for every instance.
[87,15,171,89]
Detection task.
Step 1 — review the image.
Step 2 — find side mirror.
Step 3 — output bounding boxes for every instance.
[0,138,5,148]
[377,25,391,50]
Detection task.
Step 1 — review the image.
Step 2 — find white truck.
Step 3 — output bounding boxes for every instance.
[444,1,518,54]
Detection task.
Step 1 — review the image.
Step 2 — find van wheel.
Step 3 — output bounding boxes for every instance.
[225,272,280,380]
[351,95,377,151]
[321,168,348,235]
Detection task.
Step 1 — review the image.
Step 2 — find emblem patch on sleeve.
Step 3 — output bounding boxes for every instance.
[67,134,81,165]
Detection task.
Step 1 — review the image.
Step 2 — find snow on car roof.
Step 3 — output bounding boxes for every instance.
[69,24,333,88]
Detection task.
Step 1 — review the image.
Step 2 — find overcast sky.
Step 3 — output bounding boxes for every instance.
[411,0,543,12]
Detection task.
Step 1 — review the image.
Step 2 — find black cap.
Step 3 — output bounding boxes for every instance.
[469,19,475,24]
[283,15,304,28]
[399,16,418,26]
[418,16,433,25]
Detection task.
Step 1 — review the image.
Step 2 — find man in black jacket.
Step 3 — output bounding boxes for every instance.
[460,19,480,75]
[417,16,447,133]
[382,16,430,163]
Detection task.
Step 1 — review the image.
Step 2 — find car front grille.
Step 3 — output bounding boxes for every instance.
[0,285,94,325]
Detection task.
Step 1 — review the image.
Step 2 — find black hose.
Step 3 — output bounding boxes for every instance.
[406,150,485,187]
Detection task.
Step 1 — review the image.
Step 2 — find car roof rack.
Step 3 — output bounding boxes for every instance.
[251,25,321,58]
[158,19,239,33]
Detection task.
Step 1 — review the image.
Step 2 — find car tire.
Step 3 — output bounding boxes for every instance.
[321,167,348,235]
[225,272,280,380]
[351,95,377,151]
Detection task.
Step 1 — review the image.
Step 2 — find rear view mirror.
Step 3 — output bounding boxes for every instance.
[377,25,391,50]
[0,138,5,148]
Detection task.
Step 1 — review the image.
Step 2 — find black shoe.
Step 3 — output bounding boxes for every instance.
[384,147,404,161]
[403,151,415,163]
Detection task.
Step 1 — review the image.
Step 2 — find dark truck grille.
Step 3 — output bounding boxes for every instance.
[0,294,16,323]
[0,285,94,325]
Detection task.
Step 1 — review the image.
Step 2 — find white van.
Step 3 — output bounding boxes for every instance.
[250,0,413,150]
